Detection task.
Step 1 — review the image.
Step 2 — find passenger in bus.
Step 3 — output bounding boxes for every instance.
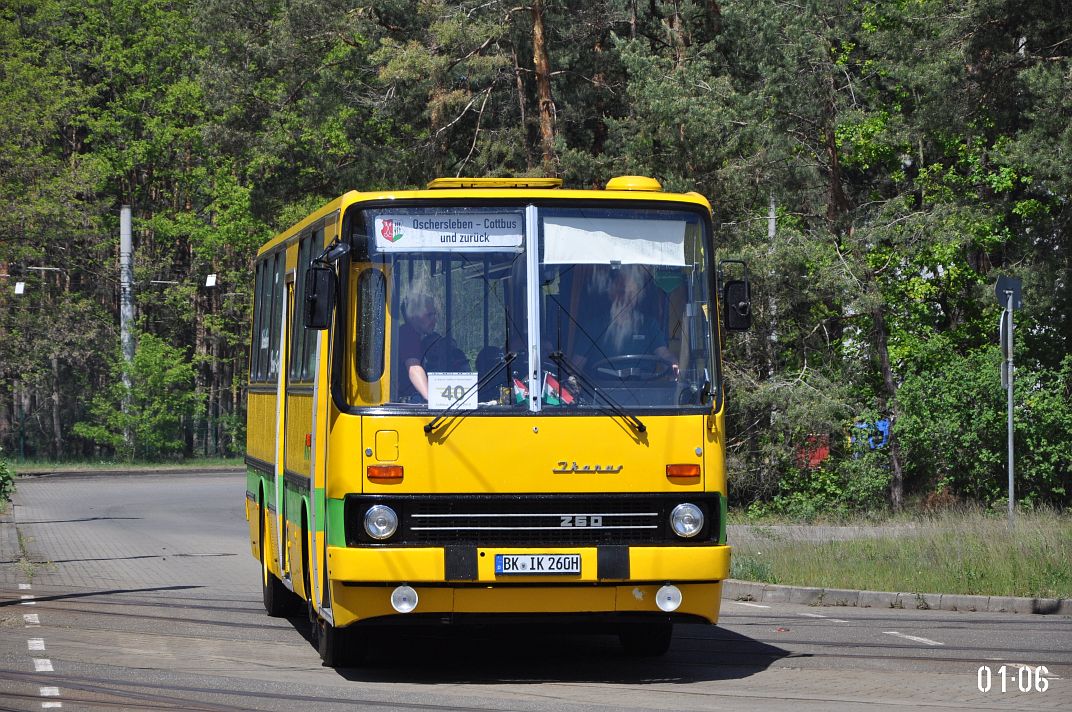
[573,266,679,379]
[397,293,469,402]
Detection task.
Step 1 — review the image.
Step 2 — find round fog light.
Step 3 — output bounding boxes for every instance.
[670,503,704,538]
[391,585,418,613]
[656,584,683,612]
[364,505,398,540]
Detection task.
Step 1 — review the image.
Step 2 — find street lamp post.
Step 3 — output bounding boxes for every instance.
[995,276,1022,530]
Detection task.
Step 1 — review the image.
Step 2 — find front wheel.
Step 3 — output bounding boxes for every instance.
[618,618,673,657]
[317,616,366,667]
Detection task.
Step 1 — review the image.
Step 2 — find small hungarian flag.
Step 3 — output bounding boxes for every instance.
[542,372,574,405]
[513,377,529,404]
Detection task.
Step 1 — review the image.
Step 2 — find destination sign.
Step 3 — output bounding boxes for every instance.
[374,213,524,252]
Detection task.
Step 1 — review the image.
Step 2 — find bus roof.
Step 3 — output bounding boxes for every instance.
[256,176,713,257]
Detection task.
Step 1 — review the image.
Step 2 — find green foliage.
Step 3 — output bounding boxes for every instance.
[748,450,891,522]
[730,553,774,583]
[73,334,203,461]
[0,452,14,504]
[898,347,1072,506]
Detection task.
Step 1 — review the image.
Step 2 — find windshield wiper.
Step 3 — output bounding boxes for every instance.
[424,352,517,434]
[548,351,646,433]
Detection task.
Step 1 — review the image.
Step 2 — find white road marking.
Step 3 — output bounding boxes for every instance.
[33,658,54,672]
[884,631,944,646]
[28,638,46,651]
[21,595,36,605]
[24,613,41,626]
[729,601,770,608]
[798,611,850,623]
[19,583,32,589]
[40,684,63,708]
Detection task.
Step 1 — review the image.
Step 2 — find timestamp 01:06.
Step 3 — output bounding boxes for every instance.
[977,665,1051,693]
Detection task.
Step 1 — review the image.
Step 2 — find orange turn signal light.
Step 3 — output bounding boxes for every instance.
[367,465,404,483]
[666,464,701,478]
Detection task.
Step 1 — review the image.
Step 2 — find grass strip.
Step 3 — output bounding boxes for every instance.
[730,509,1072,599]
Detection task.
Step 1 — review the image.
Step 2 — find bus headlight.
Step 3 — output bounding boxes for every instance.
[364,505,398,540]
[670,503,703,538]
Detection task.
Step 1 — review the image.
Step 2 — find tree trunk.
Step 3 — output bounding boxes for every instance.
[531,0,557,172]
[824,72,851,226]
[668,0,689,67]
[512,48,533,172]
[51,355,62,458]
[872,304,905,512]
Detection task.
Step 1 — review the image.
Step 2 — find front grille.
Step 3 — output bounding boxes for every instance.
[344,494,719,546]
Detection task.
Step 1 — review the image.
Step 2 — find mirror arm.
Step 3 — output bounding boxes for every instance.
[315,236,351,264]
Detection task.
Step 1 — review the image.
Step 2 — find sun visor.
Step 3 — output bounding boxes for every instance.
[542,217,686,266]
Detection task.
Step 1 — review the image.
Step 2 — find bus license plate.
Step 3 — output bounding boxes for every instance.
[495,553,581,575]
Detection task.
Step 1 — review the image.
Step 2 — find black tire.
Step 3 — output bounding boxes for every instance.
[260,501,293,617]
[618,618,673,657]
[317,616,366,668]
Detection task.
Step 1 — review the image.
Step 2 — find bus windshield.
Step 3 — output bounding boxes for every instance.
[358,204,715,412]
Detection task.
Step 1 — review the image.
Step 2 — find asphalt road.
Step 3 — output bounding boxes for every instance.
[1,472,1069,711]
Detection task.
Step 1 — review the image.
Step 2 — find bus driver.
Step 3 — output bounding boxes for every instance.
[573,266,679,379]
[397,293,468,402]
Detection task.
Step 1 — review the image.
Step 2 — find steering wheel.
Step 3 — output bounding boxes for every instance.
[590,354,674,382]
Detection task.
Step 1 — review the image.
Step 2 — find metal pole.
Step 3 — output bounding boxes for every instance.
[1006,290,1015,529]
[120,206,136,371]
[120,206,136,453]
[16,384,25,462]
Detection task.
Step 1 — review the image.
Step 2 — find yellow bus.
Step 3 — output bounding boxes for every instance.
[245,175,751,666]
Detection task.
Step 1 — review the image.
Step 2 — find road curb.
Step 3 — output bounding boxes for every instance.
[0,501,20,568]
[722,579,1072,616]
[15,467,244,479]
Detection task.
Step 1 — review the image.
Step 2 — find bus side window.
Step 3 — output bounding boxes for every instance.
[267,252,285,378]
[289,235,311,381]
[356,269,386,382]
[256,257,276,381]
[250,260,264,381]
[302,230,322,378]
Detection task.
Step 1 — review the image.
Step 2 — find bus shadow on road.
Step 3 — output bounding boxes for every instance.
[292,619,792,684]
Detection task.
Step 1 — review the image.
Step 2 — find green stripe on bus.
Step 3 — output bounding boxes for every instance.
[327,498,346,547]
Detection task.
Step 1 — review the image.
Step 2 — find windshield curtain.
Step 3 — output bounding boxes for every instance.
[356,204,714,412]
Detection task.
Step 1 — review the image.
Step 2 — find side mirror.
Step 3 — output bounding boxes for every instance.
[723,279,752,331]
[304,264,336,330]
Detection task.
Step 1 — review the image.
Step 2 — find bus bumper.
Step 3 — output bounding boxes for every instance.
[326,544,731,627]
